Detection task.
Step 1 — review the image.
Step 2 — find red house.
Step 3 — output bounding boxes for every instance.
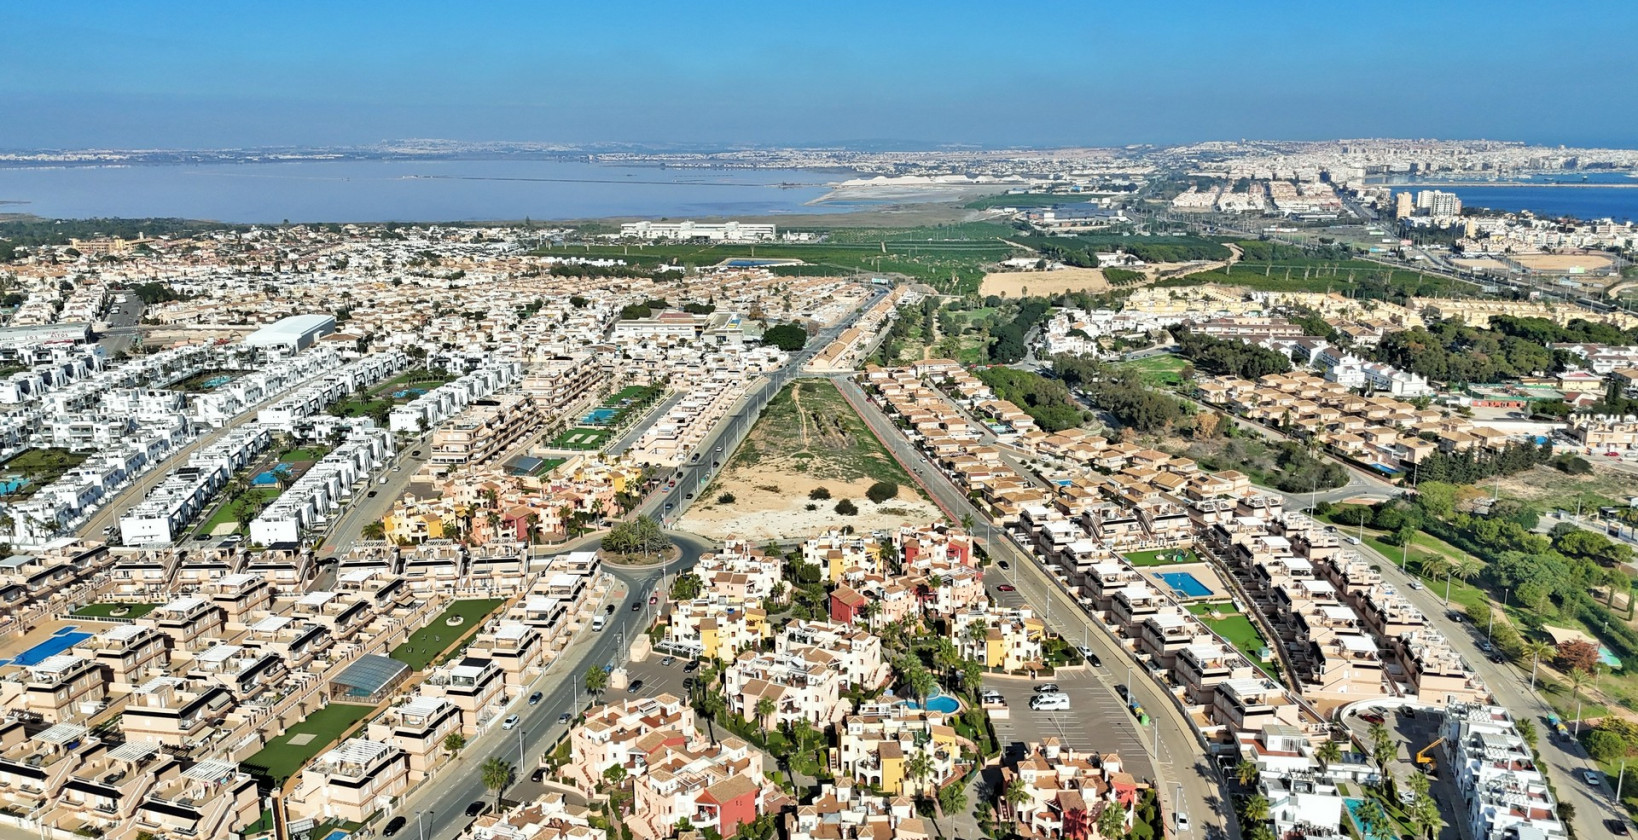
[830,585,867,625]
[696,774,760,837]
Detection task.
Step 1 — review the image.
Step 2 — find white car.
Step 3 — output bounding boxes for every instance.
[1408,580,1423,590]
[1176,814,1191,832]
[1029,692,1070,711]
[502,715,519,730]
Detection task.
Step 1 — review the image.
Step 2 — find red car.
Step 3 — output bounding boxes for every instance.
[1360,712,1385,725]
[998,584,1016,592]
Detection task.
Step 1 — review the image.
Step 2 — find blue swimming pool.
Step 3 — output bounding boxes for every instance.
[1343,798,1390,840]
[583,407,619,425]
[1157,571,1212,599]
[252,463,294,485]
[900,691,961,714]
[0,477,31,494]
[3,626,92,667]
[199,374,235,389]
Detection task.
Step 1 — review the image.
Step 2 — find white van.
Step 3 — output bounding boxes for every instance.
[591,615,606,632]
[1029,692,1070,711]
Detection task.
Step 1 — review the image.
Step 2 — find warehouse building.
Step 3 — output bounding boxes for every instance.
[244,314,336,353]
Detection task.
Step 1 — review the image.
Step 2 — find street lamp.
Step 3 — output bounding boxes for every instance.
[1486,589,1509,644]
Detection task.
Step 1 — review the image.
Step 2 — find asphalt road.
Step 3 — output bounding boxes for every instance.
[96,297,145,354]
[398,534,710,840]
[1352,538,1617,839]
[830,378,1232,839]
[322,443,432,557]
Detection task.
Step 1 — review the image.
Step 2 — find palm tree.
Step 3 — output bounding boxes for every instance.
[1368,722,1396,771]
[1241,794,1270,824]
[1095,802,1125,840]
[480,757,514,808]
[1408,793,1443,839]
[1524,639,1554,691]
[1234,760,1260,787]
[960,512,976,534]
[755,696,776,728]
[1316,739,1343,770]
[905,750,935,799]
[583,664,608,699]
[1449,555,1483,604]
[1354,798,1388,839]
[937,782,968,836]
[1004,778,1031,820]
[857,599,879,630]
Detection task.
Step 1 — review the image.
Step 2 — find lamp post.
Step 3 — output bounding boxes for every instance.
[1486,589,1509,644]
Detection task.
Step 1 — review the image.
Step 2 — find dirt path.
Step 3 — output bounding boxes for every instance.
[792,382,811,448]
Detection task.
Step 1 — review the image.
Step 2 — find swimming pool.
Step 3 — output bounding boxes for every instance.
[252,463,294,485]
[3,626,92,667]
[1157,571,1212,599]
[582,407,619,425]
[1343,798,1391,840]
[899,691,961,714]
[200,374,235,389]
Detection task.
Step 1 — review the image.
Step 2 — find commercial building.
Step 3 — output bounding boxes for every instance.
[619,221,776,242]
[244,314,337,353]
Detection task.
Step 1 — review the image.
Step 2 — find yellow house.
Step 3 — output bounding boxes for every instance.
[879,741,905,793]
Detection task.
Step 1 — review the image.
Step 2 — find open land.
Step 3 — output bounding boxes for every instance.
[1513,252,1615,273]
[679,380,943,541]
[979,267,1109,297]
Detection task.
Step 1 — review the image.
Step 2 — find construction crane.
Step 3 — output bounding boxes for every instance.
[1415,737,1446,771]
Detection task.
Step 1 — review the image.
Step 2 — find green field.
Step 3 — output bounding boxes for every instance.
[1124,548,1200,567]
[71,602,158,619]
[1187,602,1276,678]
[723,380,918,488]
[243,703,376,782]
[390,598,505,671]
[1155,258,1470,297]
[963,193,1106,210]
[536,223,1018,294]
[1119,354,1188,387]
[548,427,612,450]
[279,446,331,463]
[0,449,90,500]
[199,487,281,534]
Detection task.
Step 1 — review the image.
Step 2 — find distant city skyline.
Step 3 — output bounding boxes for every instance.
[4,1,1637,150]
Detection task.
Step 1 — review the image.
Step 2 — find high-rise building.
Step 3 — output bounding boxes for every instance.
[1415,189,1462,217]
[1394,192,1414,219]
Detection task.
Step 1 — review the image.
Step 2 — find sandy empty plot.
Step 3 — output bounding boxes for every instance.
[980,267,1108,297]
[1451,257,1511,271]
[679,471,942,542]
[1514,252,1614,273]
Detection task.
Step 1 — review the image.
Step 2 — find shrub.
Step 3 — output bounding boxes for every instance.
[717,493,736,505]
[866,481,899,504]
[835,499,859,516]
[809,487,832,500]
[805,503,817,511]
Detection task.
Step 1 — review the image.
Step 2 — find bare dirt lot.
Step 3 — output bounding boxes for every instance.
[1514,252,1615,273]
[678,381,943,541]
[980,267,1109,298]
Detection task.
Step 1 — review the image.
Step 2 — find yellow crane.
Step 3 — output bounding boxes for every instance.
[1415,737,1446,770]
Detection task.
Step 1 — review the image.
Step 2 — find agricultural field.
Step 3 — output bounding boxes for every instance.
[680,380,940,540]
[1119,354,1188,387]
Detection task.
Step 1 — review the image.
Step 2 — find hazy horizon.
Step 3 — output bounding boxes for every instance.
[5,1,1637,150]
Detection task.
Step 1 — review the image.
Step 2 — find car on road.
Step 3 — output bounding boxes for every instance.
[1175,814,1191,832]
[664,502,674,511]
[528,691,543,705]
[1582,769,1604,786]
[660,656,675,667]
[684,660,700,672]
[367,490,378,497]
[628,679,644,693]
[686,492,694,499]
[1078,647,1102,667]
[1490,653,1507,663]
[997,560,1009,569]
[411,450,421,457]
[1477,640,1493,653]
[1407,580,1422,590]
[631,601,641,611]
[650,594,659,604]
[1034,683,1061,694]
[998,584,1016,592]
[384,817,407,836]
[465,802,489,817]
[558,712,572,724]
[502,714,519,730]
[1606,818,1631,836]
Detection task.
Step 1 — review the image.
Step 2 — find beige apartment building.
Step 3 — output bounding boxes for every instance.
[288,739,411,823]
[121,676,236,747]
[430,394,541,466]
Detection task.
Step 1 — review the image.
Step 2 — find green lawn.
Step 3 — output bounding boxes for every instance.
[548,428,612,450]
[390,599,505,671]
[0,448,90,500]
[199,487,281,534]
[243,703,376,782]
[279,446,331,463]
[1125,548,1200,567]
[1119,354,1188,387]
[71,602,158,619]
[1187,602,1277,678]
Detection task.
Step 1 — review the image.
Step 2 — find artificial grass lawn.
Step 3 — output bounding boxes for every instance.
[279,446,332,463]
[549,428,612,450]
[244,703,375,782]
[1187,602,1277,678]
[200,487,281,533]
[1125,548,1200,567]
[390,598,505,670]
[71,602,158,619]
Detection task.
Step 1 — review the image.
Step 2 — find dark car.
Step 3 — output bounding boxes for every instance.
[1606,818,1631,837]
[631,601,641,611]
[684,660,700,672]
[528,691,543,705]
[1489,653,1506,664]
[367,490,378,497]
[465,802,489,817]
[997,560,1010,569]
[558,712,572,724]
[628,679,645,693]
[530,767,547,783]
[384,817,407,836]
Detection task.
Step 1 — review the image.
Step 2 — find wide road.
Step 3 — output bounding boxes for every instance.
[831,378,1234,840]
[96,296,145,355]
[401,533,710,840]
[1351,538,1613,840]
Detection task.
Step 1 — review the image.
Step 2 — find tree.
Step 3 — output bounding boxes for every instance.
[755,696,776,727]
[1354,799,1388,839]
[1234,760,1260,787]
[1585,729,1631,762]
[601,515,669,555]
[443,732,467,753]
[909,666,938,707]
[1240,794,1270,824]
[584,664,608,697]
[866,481,899,504]
[762,323,809,351]
[1557,640,1600,674]
[1096,803,1126,840]
[1368,722,1396,770]
[960,512,976,533]
[1004,778,1031,817]
[1407,793,1443,839]
[1524,639,1555,690]
[809,486,832,501]
[905,751,935,797]
[480,757,514,807]
[835,499,858,516]
[1316,739,1343,770]
[602,763,629,791]
[1405,769,1431,799]
[671,572,703,601]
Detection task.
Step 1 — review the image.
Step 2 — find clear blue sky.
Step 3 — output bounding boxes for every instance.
[3,1,1635,149]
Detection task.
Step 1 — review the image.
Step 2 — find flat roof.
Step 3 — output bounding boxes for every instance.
[332,653,408,697]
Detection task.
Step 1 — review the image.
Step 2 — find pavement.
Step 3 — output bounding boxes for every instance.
[831,377,1232,839]
[1350,537,1617,839]
[982,670,1156,782]
[96,297,145,355]
[322,443,432,556]
[394,533,710,840]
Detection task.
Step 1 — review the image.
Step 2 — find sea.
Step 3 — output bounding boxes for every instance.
[0,158,857,223]
[1384,171,1638,221]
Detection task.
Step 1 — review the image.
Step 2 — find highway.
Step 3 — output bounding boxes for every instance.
[830,377,1234,840]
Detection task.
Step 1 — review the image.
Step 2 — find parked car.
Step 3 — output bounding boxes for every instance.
[530,767,547,782]
[684,660,700,672]
[1360,712,1385,725]
[1034,683,1061,694]
[528,692,543,705]
[1029,693,1071,711]
[383,817,406,836]
[660,656,675,667]
[628,679,645,693]
[465,802,489,817]
[1478,640,1493,653]
[1079,648,1102,667]
[502,714,519,730]
[650,594,659,604]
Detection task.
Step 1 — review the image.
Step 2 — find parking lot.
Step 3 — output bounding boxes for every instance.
[618,645,701,702]
[983,669,1157,784]
[1341,705,1463,840]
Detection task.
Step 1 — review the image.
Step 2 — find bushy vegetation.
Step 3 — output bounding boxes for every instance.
[1051,354,1190,433]
[1016,233,1231,265]
[1170,327,1293,378]
[601,515,669,555]
[834,499,859,516]
[1374,322,1555,384]
[974,366,1088,432]
[1406,440,1554,486]
[866,481,899,503]
[762,322,809,351]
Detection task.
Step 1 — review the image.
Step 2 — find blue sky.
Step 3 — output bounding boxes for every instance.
[3,1,1635,149]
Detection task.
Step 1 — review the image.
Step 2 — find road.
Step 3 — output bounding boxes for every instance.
[321,443,432,557]
[832,377,1233,839]
[400,533,710,840]
[1351,537,1613,840]
[96,297,145,355]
